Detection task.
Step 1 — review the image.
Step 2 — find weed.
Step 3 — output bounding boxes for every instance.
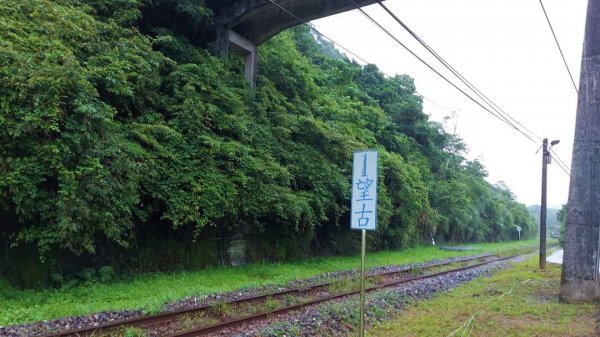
[379,290,401,304]
[324,300,360,326]
[180,315,195,331]
[364,276,379,289]
[263,297,279,313]
[98,266,116,283]
[210,300,231,318]
[145,300,165,315]
[328,277,358,294]
[243,302,259,315]
[371,305,387,319]
[282,294,296,306]
[259,321,302,336]
[410,265,424,276]
[369,274,385,286]
[123,327,145,337]
[287,324,301,336]
[179,312,210,331]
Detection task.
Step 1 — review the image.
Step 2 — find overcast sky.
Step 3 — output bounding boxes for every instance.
[313,0,588,207]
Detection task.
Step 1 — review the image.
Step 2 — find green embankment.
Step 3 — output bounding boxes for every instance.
[0,240,541,326]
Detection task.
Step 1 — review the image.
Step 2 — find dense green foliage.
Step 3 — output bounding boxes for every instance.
[0,0,535,286]
[527,205,559,236]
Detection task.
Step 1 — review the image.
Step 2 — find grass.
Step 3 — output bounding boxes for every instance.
[102,326,145,337]
[262,297,279,313]
[209,300,232,318]
[0,238,545,326]
[178,312,216,332]
[328,276,360,294]
[370,251,597,337]
[123,327,145,337]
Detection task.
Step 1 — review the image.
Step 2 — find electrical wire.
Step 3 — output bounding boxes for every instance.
[264,0,456,113]
[549,148,572,176]
[423,96,454,114]
[267,0,544,151]
[267,0,570,181]
[345,0,540,145]
[549,148,571,170]
[538,0,579,95]
[550,152,572,177]
[553,159,572,177]
[375,0,543,142]
[269,0,577,190]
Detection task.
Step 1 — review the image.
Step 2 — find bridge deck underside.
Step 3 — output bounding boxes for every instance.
[214,0,379,45]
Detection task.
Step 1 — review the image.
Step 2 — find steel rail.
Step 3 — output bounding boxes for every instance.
[167,254,519,337]
[36,253,494,337]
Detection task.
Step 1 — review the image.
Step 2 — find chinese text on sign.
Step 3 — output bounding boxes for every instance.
[351,150,378,231]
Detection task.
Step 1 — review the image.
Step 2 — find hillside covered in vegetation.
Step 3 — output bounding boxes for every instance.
[0,0,535,286]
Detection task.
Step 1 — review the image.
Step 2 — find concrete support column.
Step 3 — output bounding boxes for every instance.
[229,30,258,87]
[215,24,230,58]
[560,0,600,303]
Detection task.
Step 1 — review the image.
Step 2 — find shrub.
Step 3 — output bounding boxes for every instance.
[99,266,116,283]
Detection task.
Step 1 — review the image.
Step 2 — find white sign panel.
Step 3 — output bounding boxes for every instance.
[351,150,378,231]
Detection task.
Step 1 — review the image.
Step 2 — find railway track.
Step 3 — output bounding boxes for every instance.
[37,253,520,337]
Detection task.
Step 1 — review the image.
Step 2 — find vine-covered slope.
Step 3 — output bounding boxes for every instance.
[0,0,535,286]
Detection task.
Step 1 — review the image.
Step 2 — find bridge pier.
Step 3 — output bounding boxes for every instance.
[208,0,380,87]
[230,30,258,87]
[215,24,231,58]
[215,26,258,87]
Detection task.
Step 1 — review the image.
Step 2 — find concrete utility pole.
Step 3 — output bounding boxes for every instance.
[540,138,559,269]
[560,0,600,303]
[540,138,548,270]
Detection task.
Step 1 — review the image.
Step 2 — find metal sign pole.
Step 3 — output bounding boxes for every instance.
[350,150,378,337]
[360,229,366,337]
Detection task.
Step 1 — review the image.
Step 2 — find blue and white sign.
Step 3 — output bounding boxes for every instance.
[351,150,378,231]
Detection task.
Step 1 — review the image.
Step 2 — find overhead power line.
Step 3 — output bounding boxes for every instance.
[549,148,572,177]
[345,0,540,145]
[549,149,570,170]
[265,0,456,113]
[267,0,570,188]
[538,0,579,95]
[422,96,454,114]
[375,0,543,142]
[553,159,572,177]
[267,0,543,149]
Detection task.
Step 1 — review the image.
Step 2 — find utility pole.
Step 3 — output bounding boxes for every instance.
[540,138,559,269]
[560,0,600,303]
[539,139,548,269]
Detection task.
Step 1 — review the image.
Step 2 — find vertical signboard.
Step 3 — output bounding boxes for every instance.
[351,150,379,231]
[350,150,378,337]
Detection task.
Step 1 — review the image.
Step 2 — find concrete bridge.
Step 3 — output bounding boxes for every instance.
[205,0,379,85]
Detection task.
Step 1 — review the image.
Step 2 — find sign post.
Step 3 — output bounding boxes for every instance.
[351,150,378,337]
[360,229,366,336]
